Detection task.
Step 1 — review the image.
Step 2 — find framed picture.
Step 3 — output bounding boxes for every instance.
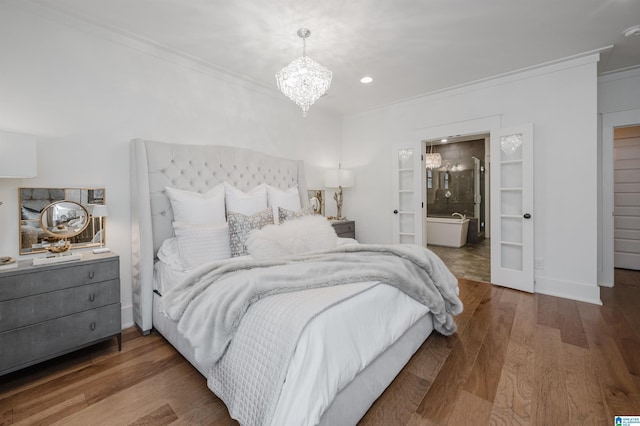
[307,189,325,216]
[88,189,105,204]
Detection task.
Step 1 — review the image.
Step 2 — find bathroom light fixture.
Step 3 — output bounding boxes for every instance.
[360,76,373,84]
[276,28,332,117]
[440,138,448,143]
[425,144,442,169]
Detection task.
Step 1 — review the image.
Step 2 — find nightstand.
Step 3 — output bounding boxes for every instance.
[331,220,356,239]
[0,252,121,376]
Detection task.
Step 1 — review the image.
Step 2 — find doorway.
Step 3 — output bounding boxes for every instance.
[423,135,491,282]
[601,108,640,287]
[612,125,640,270]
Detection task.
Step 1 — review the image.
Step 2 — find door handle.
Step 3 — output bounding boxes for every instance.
[523,213,531,219]
[393,210,398,214]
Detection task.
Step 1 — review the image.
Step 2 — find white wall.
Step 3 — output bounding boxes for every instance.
[0,3,343,328]
[597,68,640,286]
[342,54,601,304]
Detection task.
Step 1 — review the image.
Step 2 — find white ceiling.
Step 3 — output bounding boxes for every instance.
[28,0,640,116]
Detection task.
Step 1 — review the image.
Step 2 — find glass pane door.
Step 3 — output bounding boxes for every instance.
[490,124,534,292]
[392,144,423,245]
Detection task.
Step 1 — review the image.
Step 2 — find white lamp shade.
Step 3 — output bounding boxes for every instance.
[0,131,37,178]
[91,204,108,218]
[325,169,354,188]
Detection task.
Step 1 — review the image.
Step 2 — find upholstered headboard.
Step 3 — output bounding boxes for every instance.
[130,139,308,333]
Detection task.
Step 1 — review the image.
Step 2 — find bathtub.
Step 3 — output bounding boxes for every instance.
[426,217,470,248]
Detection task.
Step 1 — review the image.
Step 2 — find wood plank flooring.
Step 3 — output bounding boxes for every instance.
[1,270,639,425]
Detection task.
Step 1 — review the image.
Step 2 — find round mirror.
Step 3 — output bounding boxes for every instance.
[40,201,90,240]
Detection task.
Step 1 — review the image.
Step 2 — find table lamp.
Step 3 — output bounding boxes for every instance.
[325,165,354,220]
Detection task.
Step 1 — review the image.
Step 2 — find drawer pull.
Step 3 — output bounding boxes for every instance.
[90,322,96,331]
[88,271,95,279]
[89,294,96,302]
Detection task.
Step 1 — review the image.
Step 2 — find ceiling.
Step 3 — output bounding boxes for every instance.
[28,0,640,116]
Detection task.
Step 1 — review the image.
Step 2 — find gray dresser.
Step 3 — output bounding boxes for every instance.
[0,252,121,376]
[331,220,356,239]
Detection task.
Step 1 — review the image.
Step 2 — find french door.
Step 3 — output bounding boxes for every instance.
[391,143,423,245]
[490,124,534,292]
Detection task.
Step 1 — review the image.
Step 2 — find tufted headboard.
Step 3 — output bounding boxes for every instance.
[130,139,308,333]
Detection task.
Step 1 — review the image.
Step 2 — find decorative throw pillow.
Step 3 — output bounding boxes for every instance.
[227,208,274,257]
[278,206,315,224]
[224,182,268,216]
[246,215,338,259]
[267,185,301,223]
[172,222,231,268]
[165,184,226,225]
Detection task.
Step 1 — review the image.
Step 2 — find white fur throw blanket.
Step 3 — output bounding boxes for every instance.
[245,215,337,259]
[161,243,463,365]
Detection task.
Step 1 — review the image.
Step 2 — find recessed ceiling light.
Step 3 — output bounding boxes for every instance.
[360,76,373,84]
[624,25,640,37]
[441,138,448,143]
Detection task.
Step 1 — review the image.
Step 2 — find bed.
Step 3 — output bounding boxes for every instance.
[130,138,462,426]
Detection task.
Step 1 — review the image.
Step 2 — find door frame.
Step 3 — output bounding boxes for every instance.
[600,108,640,287]
[409,115,501,266]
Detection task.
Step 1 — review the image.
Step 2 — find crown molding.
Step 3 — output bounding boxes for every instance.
[354,47,608,117]
[598,65,640,83]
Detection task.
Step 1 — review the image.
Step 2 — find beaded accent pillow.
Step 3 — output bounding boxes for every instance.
[227,208,274,257]
[278,206,315,224]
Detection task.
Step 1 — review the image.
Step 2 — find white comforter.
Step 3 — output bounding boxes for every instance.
[159,246,461,425]
[155,261,431,425]
[271,282,430,425]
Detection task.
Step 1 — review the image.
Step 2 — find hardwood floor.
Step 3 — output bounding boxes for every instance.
[1,270,639,425]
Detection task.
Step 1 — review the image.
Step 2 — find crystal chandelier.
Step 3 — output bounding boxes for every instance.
[425,144,442,169]
[276,28,332,117]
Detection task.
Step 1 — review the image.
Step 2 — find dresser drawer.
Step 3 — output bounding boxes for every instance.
[332,221,356,238]
[0,258,119,301]
[0,303,121,374]
[0,279,119,333]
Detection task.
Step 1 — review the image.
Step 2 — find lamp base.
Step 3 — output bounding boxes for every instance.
[333,186,344,220]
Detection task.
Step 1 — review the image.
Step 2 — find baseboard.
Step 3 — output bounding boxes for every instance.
[121,304,134,329]
[535,276,602,305]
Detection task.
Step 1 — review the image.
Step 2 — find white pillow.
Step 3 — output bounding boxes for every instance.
[245,215,338,259]
[165,184,226,225]
[172,221,231,268]
[267,185,301,224]
[224,182,268,216]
